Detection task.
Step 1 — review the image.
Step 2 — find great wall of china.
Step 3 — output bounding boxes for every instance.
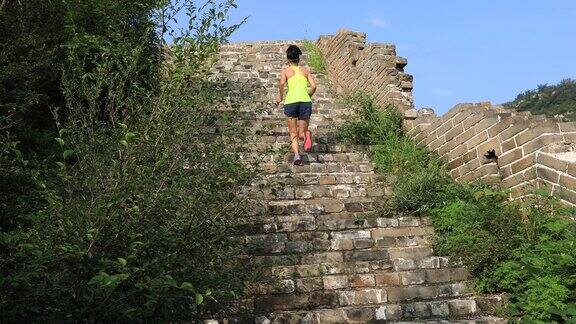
[206,29,576,323]
[318,29,576,206]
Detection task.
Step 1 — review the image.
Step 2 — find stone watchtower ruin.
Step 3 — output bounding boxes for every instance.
[207,28,575,323]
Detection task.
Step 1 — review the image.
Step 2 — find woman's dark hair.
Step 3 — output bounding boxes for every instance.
[286,45,302,62]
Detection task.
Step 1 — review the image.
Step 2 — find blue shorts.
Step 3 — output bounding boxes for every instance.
[284,101,312,120]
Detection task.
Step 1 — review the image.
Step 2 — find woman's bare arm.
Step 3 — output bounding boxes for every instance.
[306,68,317,97]
[276,69,287,104]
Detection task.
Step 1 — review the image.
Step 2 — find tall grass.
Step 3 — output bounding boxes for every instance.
[302,40,326,73]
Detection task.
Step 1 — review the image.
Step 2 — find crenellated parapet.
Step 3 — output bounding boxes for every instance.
[317,29,414,111]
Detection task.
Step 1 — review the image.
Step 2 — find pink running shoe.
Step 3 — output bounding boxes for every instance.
[304,130,313,152]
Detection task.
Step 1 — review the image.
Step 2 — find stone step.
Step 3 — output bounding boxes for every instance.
[265,162,375,175]
[259,171,382,186]
[256,299,504,323]
[262,183,385,201]
[270,265,467,285]
[250,245,437,268]
[252,151,373,165]
[268,152,372,164]
[252,283,476,313]
[246,231,434,255]
[257,162,377,176]
[254,143,370,154]
[251,253,455,276]
[267,256,456,280]
[266,197,379,215]
[245,214,428,233]
[251,128,338,139]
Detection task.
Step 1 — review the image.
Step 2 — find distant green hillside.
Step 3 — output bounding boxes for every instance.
[504,79,576,121]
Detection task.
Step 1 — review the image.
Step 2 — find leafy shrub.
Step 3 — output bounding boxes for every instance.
[336,93,576,321]
[302,39,326,73]
[336,93,403,146]
[1,1,255,322]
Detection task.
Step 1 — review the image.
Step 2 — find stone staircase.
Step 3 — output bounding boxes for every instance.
[210,42,506,323]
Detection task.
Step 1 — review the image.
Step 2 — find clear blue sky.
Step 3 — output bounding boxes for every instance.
[186,0,576,115]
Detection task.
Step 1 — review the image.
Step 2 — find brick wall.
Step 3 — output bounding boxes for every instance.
[317,29,414,111]
[316,30,576,205]
[405,103,576,205]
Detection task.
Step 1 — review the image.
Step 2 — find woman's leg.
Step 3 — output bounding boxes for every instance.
[287,117,299,155]
[299,102,313,151]
[298,119,309,141]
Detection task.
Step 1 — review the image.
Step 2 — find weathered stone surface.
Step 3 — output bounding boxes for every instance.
[353,238,374,249]
[322,275,349,290]
[296,277,324,293]
[448,299,478,316]
[349,274,376,288]
[338,289,387,306]
[400,270,426,285]
[375,272,400,286]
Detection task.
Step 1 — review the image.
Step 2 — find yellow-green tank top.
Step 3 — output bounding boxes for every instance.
[284,66,312,104]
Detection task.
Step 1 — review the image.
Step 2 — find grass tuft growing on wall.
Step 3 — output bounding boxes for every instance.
[302,40,326,73]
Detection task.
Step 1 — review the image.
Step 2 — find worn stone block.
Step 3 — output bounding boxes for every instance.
[323,275,349,290]
[331,238,354,251]
[400,270,426,285]
[429,301,450,317]
[376,237,396,248]
[318,175,337,185]
[388,246,432,259]
[387,285,437,302]
[511,154,536,174]
[343,306,375,322]
[499,147,523,167]
[555,186,576,203]
[332,230,371,240]
[523,134,563,155]
[569,163,576,178]
[346,250,389,262]
[353,238,375,249]
[516,122,560,145]
[349,274,376,288]
[393,258,417,271]
[537,152,568,172]
[448,299,478,316]
[377,218,399,227]
[375,272,400,286]
[296,277,323,293]
[467,131,489,149]
[559,174,576,190]
[301,252,343,264]
[536,166,560,184]
[338,289,387,306]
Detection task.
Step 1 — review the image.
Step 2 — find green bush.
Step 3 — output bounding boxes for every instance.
[337,93,576,322]
[336,93,403,146]
[1,1,254,321]
[302,39,326,73]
